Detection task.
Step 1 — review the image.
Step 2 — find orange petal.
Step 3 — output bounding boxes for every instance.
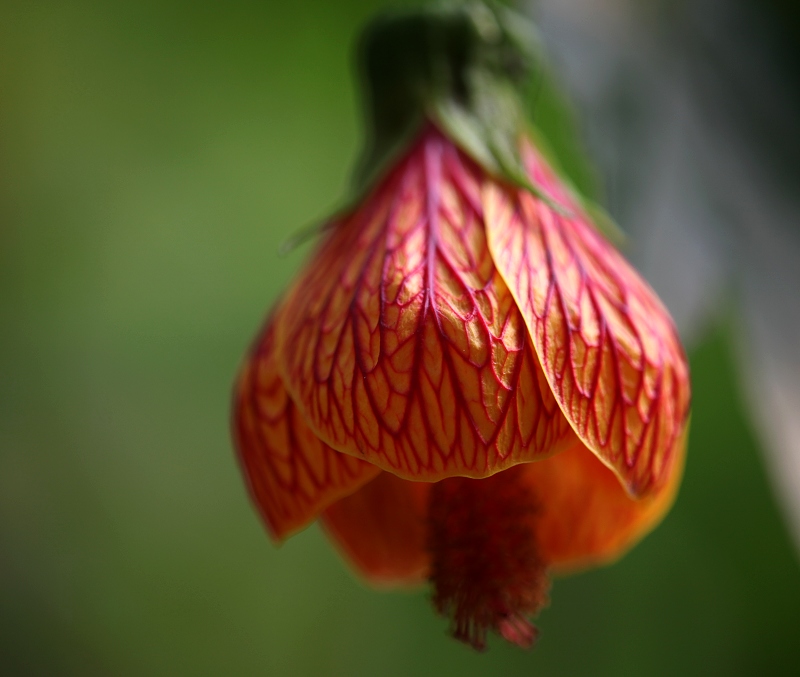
[525,432,687,572]
[232,312,381,542]
[320,472,431,587]
[485,139,691,497]
[321,431,687,584]
[276,127,575,481]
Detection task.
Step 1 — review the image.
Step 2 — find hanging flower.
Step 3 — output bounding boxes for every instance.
[232,2,690,652]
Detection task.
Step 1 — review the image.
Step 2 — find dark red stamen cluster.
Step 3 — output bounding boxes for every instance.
[427,467,550,651]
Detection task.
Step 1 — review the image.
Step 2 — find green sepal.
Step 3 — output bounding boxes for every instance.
[431,89,572,216]
[281,1,623,253]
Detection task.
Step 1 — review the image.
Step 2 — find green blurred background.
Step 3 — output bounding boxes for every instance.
[1,1,798,675]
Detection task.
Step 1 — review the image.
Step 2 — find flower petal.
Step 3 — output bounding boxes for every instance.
[322,430,687,584]
[276,128,575,481]
[485,140,691,497]
[523,433,686,572]
[232,313,380,541]
[320,472,430,586]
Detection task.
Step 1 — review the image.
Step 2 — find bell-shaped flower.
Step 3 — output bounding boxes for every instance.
[232,2,690,651]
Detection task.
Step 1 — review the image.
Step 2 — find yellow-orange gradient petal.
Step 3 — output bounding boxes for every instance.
[485,140,691,498]
[321,472,431,586]
[233,313,380,541]
[525,432,686,572]
[276,127,575,481]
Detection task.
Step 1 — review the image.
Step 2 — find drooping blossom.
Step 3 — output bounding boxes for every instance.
[232,2,690,651]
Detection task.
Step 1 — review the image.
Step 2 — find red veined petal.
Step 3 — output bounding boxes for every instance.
[320,472,430,586]
[276,127,575,481]
[523,431,687,572]
[484,140,691,497]
[232,312,381,541]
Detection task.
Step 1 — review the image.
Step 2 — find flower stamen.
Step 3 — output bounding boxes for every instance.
[427,467,550,651]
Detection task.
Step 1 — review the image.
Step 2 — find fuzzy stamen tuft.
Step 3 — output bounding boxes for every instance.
[427,467,550,651]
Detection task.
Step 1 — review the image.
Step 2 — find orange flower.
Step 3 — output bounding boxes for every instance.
[232,4,690,651]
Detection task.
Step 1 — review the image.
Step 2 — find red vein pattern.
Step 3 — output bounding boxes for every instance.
[275,128,575,481]
[485,140,691,497]
[233,314,380,541]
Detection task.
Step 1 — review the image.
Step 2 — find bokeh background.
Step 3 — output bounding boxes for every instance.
[1,0,798,675]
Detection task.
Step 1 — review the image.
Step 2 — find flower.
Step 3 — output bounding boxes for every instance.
[232,2,690,651]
